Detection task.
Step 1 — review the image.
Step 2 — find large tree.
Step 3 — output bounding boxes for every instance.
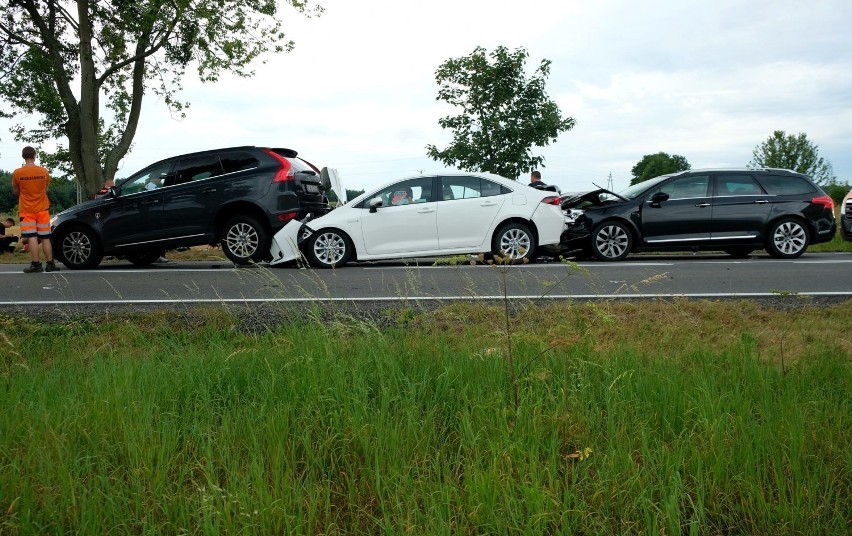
[426,45,575,180]
[0,0,321,199]
[630,152,690,185]
[748,130,834,185]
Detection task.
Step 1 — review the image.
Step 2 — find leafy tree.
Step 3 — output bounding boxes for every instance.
[630,152,691,185]
[426,46,575,180]
[0,0,322,199]
[748,130,834,185]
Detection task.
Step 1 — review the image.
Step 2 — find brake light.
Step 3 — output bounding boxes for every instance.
[541,195,561,206]
[262,148,294,183]
[277,211,299,222]
[811,195,834,211]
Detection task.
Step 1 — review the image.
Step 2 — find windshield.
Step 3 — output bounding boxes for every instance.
[618,174,674,200]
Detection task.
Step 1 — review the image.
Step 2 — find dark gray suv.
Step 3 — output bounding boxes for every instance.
[52,146,332,269]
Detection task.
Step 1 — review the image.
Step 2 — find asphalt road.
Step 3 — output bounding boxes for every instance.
[2,252,851,307]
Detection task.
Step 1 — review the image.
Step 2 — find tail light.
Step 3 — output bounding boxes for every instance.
[541,195,561,206]
[811,195,834,211]
[277,211,299,222]
[262,148,295,183]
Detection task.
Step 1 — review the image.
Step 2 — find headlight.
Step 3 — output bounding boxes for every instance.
[563,209,584,224]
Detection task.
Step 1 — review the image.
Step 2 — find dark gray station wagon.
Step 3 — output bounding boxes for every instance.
[560,168,836,260]
[52,146,332,269]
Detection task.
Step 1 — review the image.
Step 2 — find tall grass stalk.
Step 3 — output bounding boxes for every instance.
[0,300,849,534]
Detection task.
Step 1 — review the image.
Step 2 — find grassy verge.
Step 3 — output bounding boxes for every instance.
[1,300,849,534]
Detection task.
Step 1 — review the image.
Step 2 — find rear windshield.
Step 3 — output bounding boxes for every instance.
[756,175,816,195]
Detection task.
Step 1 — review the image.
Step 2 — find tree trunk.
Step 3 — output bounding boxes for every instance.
[75,0,104,200]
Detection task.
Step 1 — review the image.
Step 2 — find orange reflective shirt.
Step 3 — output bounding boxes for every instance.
[12,164,51,213]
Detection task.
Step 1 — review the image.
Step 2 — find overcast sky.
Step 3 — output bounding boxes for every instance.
[1,0,851,193]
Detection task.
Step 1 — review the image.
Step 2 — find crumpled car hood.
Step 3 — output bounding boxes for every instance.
[560,188,627,209]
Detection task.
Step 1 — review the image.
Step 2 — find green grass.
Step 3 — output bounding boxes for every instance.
[1,300,850,534]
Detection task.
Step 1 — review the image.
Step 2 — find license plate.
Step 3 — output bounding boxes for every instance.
[305,184,319,194]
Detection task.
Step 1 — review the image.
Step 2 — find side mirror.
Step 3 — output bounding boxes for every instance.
[649,191,669,206]
[107,186,117,199]
[368,197,383,213]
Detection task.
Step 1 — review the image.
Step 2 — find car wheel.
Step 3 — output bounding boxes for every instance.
[591,221,632,261]
[492,222,535,263]
[125,251,163,266]
[723,247,754,258]
[306,229,352,268]
[54,226,103,270]
[766,218,809,259]
[220,215,270,265]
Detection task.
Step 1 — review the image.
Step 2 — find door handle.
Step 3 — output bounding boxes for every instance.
[142,199,160,206]
[754,199,769,204]
[695,203,711,208]
[203,188,217,194]
[417,208,435,214]
[480,201,498,206]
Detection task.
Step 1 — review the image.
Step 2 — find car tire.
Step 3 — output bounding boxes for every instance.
[591,221,632,261]
[766,218,809,259]
[220,215,270,265]
[723,247,754,258]
[54,226,104,270]
[125,251,163,266]
[306,229,352,268]
[491,222,535,263]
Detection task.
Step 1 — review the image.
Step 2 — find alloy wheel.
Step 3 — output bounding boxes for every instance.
[772,220,807,256]
[312,232,348,266]
[594,224,630,260]
[224,222,260,259]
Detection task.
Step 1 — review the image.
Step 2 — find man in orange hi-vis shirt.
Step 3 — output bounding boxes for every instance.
[12,146,60,273]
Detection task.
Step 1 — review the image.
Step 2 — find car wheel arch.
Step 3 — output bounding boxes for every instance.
[308,226,359,262]
[214,201,272,240]
[494,217,539,244]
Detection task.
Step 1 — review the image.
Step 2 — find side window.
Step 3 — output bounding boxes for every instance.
[173,155,223,185]
[119,162,172,195]
[370,177,434,207]
[438,176,506,200]
[756,175,816,195]
[658,175,709,200]
[715,174,764,196]
[220,152,258,174]
[441,176,482,200]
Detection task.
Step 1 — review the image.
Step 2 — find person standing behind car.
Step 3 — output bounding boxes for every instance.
[529,170,547,189]
[12,146,60,273]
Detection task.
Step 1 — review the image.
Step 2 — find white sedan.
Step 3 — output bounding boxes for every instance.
[270,172,565,268]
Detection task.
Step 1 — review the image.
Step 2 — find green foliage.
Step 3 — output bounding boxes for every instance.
[822,181,851,204]
[630,152,691,185]
[749,130,835,185]
[0,0,322,199]
[426,46,575,180]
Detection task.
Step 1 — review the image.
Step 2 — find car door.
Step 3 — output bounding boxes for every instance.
[640,174,712,244]
[710,173,772,241]
[436,175,506,249]
[159,154,225,241]
[99,162,172,249]
[360,176,439,255]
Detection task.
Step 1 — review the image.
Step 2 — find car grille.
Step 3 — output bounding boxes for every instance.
[846,200,852,218]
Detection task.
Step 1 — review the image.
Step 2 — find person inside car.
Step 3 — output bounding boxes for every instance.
[390,187,414,205]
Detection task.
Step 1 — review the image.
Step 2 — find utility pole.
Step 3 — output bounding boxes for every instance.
[606,172,614,191]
